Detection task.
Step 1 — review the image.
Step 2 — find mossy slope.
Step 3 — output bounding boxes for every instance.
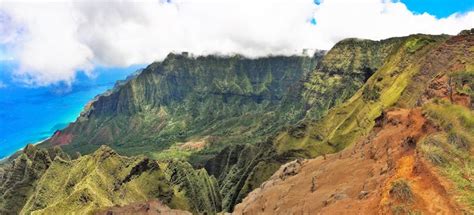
[18,145,220,214]
[274,34,449,157]
[0,145,69,214]
[47,54,323,163]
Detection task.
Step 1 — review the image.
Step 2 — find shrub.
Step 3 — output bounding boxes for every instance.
[447,131,470,150]
[420,144,447,166]
[390,179,413,202]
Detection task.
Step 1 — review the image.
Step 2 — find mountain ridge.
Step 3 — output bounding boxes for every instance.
[1,30,472,214]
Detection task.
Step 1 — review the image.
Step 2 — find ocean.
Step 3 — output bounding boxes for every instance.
[0,61,143,159]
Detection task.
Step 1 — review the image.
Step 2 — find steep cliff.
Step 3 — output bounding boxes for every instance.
[46,54,322,164]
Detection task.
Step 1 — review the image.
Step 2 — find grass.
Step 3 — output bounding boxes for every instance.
[449,70,474,103]
[420,100,474,212]
[405,37,436,53]
[390,179,414,203]
[275,35,444,157]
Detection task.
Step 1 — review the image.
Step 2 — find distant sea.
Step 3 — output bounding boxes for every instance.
[0,61,144,159]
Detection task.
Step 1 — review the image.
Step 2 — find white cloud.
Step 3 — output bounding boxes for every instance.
[0,0,473,86]
[0,81,6,88]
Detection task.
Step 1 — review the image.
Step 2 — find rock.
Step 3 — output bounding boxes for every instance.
[279,159,303,180]
[380,164,389,175]
[358,191,369,199]
[323,192,348,206]
[311,176,317,192]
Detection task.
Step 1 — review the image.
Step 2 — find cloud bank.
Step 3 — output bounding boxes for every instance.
[0,0,473,86]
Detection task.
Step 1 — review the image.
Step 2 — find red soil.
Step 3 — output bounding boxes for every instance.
[49,130,73,146]
[234,108,462,214]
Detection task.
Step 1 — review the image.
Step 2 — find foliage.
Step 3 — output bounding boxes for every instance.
[420,101,474,212]
[16,146,220,214]
[449,70,474,101]
[275,35,445,156]
[390,179,414,203]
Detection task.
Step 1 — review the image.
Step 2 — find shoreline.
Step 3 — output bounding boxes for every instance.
[0,137,49,163]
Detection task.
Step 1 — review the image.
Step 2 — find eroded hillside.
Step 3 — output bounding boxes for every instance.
[234,31,474,214]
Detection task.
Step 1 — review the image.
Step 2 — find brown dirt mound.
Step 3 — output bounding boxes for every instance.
[233,108,462,214]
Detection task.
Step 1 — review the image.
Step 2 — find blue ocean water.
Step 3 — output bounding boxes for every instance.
[0,61,143,159]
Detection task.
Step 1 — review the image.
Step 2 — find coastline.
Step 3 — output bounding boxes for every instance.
[0,66,141,164]
[0,137,50,163]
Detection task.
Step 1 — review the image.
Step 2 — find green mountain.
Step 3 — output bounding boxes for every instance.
[46,54,322,164]
[26,145,222,214]
[1,30,472,214]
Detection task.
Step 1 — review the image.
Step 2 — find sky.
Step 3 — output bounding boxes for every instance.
[0,0,473,87]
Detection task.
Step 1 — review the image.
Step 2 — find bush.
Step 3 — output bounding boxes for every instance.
[390,179,413,202]
[420,144,447,166]
[362,85,381,101]
[447,131,470,150]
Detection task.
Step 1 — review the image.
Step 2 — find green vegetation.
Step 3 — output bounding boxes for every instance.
[420,100,474,212]
[6,145,221,214]
[390,179,414,203]
[51,54,322,165]
[449,70,474,101]
[405,36,436,53]
[275,35,445,156]
[0,145,69,214]
[391,205,421,215]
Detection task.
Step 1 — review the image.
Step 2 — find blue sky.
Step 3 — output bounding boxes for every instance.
[0,0,473,88]
[400,0,474,18]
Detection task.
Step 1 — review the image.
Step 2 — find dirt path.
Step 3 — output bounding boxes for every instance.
[234,108,462,215]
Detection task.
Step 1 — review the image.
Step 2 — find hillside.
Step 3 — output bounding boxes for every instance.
[1,145,221,214]
[234,31,473,214]
[44,54,323,163]
[0,30,472,214]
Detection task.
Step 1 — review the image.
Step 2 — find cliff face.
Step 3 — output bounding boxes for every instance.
[303,37,405,119]
[47,38,407,163]
[48,54,322,162]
